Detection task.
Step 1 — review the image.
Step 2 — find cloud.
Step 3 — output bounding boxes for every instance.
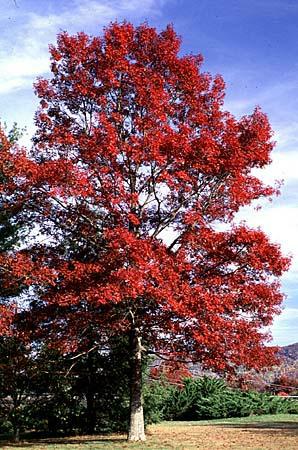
[237,203,298,267]
[274,123,298,153]
[270,307,298,346]
[225,74,298,117]
[0,0,166,95]
[252,151,298,187]
[222,71,298,352]
[276,307,298,321]
[225,69,298,305]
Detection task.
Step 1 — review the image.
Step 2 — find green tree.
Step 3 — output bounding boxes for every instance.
[0,337,37,441]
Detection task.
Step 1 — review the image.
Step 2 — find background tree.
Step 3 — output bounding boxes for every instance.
[150,360,192,387]
[0,125,35,442]
[16,300,137,435]
[0,125,29,333]
[16,22,289,441]
[0,336,37,442]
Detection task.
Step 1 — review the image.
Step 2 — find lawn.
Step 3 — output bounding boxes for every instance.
[1,414,297,450]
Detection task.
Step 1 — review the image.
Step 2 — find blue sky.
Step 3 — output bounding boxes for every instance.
[0,0,297,345]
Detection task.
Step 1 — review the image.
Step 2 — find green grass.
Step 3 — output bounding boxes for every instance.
[156,413,298,426]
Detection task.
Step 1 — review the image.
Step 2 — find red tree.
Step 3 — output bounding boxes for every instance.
[0,126,31,335]
[16,23,289,440]
[150,360,192,386]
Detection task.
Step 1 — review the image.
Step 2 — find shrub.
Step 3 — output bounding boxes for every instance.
[143,382,175,424]
[147,376,298,421]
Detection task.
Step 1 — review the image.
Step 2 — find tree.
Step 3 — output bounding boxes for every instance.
[0,126,29,334]
[0,125,34,442]
[20,304,134,435]
[0,336,38,441]
[17,22,289,440]
[150,360,192,386]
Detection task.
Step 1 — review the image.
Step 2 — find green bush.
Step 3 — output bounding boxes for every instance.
[163,376,228,420]
[0,420,13,434]
[143,381,175,424]
[146,376,298,421]
[193,386,298,420]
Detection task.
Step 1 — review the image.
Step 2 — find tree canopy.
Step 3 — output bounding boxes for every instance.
[0,22,290,441]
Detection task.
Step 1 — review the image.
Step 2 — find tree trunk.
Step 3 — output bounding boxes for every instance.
[86,352,96,434]
[128,325,146,442]
[12,425,20,443]
[12,403,20,443]
[86,389,96,434]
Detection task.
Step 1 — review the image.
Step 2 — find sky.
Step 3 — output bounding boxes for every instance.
[0,0,297,346]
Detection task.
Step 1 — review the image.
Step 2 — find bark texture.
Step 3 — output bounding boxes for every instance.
[128,325,146,442]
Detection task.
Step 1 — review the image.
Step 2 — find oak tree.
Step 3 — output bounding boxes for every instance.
[18,23,289,440]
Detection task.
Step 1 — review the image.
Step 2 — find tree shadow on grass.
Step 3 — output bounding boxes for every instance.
[0,435,127,448]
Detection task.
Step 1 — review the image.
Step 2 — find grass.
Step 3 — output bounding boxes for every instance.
[157,413,298,426]
[1,414,297,449]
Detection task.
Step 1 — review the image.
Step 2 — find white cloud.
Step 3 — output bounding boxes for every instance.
[274,123,298,152]
[235,188,298,346]
[226,78,297,115]
[225,72,298,311]
[237,204,298,268]
[270,307,298,346]
[275,308,298,321]
[0,0,166,95]
[252,150,298,186]
[224,72,298,346]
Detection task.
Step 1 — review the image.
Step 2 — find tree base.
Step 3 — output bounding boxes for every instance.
[128,405,146,442]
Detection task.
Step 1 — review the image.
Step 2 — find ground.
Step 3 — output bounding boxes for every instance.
[1,414,297,449]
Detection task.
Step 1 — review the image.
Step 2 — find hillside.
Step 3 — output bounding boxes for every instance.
[279,343,298,362]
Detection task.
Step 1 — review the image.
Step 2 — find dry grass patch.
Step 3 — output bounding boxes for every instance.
[1,414,297,450]
[149,417,298,449]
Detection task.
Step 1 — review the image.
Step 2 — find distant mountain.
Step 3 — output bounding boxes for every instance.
[279,342,298,362]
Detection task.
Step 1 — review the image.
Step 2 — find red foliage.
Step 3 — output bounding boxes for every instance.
[150,361,192,386]
[272,372,298,395]
[7,23,289,373]
[0,127,32,334]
